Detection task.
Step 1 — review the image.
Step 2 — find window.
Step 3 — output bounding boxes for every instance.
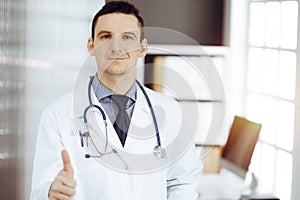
[246,1,298,199]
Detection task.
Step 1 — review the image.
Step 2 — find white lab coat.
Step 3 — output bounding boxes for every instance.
[30,78,200,200]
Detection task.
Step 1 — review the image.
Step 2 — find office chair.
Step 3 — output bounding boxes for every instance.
[221,116,261,179]
[200,116,261,176]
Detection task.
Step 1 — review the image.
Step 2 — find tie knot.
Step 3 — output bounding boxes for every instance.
[110,95,129,110]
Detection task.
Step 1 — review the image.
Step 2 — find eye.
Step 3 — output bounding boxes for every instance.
[100,34,111,39]
[123,35,134,40]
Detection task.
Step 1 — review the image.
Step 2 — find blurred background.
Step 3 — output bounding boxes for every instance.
[0,0,300,199]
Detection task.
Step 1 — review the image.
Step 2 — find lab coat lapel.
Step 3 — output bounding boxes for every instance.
[124,87,154,151]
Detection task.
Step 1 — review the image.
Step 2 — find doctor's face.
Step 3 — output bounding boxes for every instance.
[87,13,147,77]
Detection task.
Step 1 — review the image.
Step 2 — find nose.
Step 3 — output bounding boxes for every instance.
[111,37,122,52]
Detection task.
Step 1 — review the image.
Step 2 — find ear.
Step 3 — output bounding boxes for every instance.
[139,38,148,58]
[87,37,95,55]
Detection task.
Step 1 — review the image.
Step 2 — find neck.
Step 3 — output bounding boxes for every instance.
[98,72,136,95]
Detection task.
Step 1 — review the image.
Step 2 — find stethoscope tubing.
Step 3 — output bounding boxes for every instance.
[135,80,161,147]
[82,76,163,159]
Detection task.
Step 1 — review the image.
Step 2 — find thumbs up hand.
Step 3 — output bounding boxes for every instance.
[49,150,77,200]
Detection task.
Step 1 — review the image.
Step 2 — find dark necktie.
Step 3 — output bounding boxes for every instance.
[111,95,130,147]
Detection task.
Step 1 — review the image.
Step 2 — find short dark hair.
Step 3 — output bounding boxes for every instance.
[91,1,144,40]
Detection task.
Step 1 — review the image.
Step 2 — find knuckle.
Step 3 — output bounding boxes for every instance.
[51,183,59,192]
[64,187,71,194]
[67,188,76,196]
[51,192,58,198]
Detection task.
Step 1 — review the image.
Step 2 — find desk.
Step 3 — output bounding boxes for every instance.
[196,164,279,200]
[196,143,279,200]
[197,167,249,199]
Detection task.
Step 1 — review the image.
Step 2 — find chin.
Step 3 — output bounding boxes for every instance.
[105,66,128,76]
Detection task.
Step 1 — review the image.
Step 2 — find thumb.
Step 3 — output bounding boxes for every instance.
[61,149,73,177]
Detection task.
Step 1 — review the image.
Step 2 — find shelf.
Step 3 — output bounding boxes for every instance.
[147,44,229,57]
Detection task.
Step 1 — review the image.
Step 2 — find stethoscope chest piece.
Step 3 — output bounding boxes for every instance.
[153,146,166,159]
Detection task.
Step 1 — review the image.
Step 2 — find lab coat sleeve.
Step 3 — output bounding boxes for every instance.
[30,108,65,200]
[167,145,200,200]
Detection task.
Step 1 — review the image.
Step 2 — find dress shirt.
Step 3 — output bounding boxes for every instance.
[91,74,137,124]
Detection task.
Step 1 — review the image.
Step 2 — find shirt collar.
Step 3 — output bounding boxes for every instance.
[92,74,137,102]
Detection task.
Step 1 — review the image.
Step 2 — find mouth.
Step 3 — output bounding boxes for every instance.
[108,57,127,60]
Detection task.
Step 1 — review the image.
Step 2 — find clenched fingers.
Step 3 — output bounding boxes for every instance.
[56,174,77,188]
[49,174,77,200]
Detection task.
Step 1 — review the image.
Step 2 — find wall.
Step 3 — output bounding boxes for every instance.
[23,0,104,198]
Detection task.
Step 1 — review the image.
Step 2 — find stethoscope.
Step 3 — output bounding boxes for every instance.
[79,76,166,160]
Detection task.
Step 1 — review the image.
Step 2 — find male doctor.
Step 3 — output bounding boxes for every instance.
[31,1,199,200]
